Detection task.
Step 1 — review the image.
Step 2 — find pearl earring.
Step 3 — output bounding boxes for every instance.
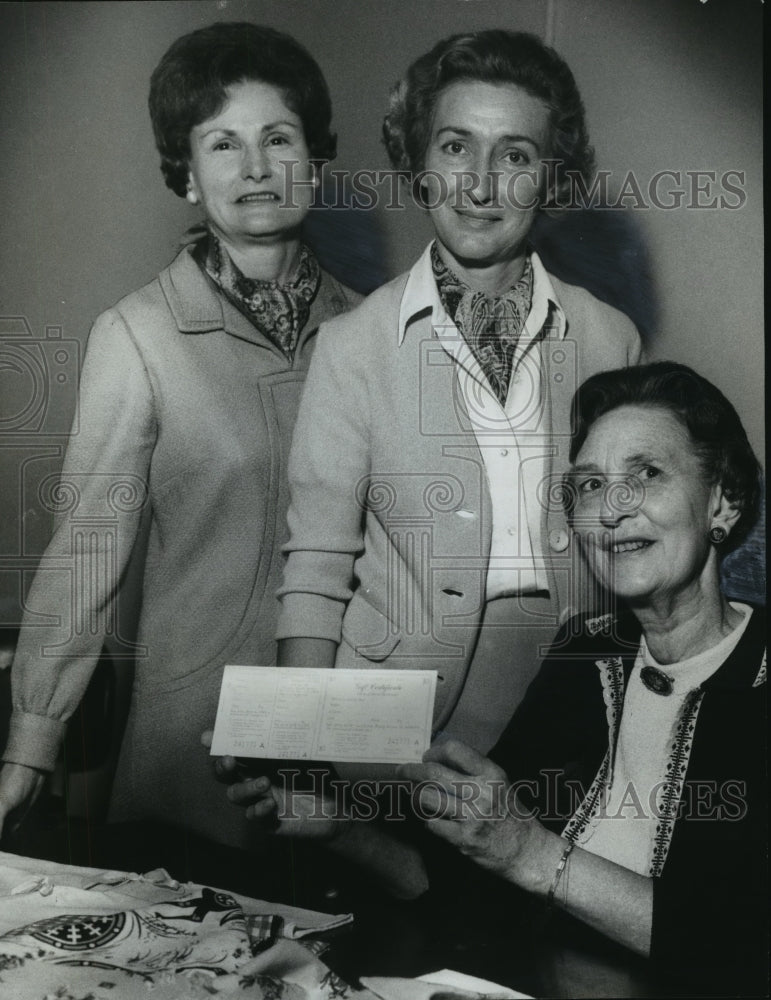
[186,188,199,205]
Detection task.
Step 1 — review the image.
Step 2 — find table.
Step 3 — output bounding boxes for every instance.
[6,814,700,999]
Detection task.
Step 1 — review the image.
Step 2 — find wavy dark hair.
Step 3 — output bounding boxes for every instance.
[382,29,594,209]
[567,361,761,553]
[149,21,336,197]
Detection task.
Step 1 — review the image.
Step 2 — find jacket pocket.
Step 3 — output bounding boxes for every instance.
[340,592,401,661]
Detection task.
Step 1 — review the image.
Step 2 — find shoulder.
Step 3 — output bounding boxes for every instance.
[94,247,194,333]
[81,249,210,374]
[550,271,634,326]
[313,271,411,354]
[715,604,767,691]
[550,271,641,360]
[317,269,365,316]
[322,271,409,330]
[543,609,641,664]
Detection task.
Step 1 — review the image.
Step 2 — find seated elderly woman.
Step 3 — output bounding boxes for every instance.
[401,360,766,989]
[224,361,765,990]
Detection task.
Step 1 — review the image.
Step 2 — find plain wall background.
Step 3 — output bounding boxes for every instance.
[0,0,764,617]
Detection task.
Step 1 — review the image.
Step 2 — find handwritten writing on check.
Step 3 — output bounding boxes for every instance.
[210,666,438,764]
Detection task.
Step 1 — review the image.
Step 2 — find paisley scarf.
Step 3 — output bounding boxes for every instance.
[431,242,534,405]
[202,232,320,361]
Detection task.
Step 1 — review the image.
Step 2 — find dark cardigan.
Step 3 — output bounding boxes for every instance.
[489,606,768,993]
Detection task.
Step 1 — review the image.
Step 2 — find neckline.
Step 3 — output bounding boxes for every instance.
[637,602,753,696]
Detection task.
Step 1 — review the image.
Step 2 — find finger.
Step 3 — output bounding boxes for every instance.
[398,761,466,786]
[401,761,496,809]
[425,738,505,781]
[200,730,213,748]
[245,796,279,821]
[226,775,273,804]
[214,755,240,777]
[410,779,465,820]
[424,816,469,847]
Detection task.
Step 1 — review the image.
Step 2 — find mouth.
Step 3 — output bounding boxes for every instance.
[605,539,654,554]
[236,192,281,204]
[453,207,502,223]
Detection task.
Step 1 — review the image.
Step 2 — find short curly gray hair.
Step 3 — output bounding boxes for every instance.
[382,30,594,209]
[567,362,762,554]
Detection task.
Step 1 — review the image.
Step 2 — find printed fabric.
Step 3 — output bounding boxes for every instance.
[430,242,534,404]
[0,855,355,1000]
[203,232,320,361]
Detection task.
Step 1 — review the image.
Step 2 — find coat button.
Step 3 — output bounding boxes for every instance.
[548,528,570,552]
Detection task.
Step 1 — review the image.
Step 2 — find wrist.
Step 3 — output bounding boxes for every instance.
[515,826,568,897]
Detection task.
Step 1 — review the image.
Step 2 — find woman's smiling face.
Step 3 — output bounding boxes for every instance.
[422,80,551,271]
[186,79,314,253]
[568,404,728,608]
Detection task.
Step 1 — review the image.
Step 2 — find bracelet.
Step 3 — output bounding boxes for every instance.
[546,841,574,909]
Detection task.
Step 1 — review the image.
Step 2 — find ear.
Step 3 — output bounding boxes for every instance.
[186,170,200,206]
[710,484,742,535]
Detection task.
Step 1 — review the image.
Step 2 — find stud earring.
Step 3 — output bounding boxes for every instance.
[709,525,728,545]
[186,188,199,205]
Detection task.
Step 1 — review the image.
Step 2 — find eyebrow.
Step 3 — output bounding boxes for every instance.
[567,464,601,476]
[435,126,541,151]
[625,452,661,466]
[569,452,663,476]
[197,120,300,139]
[262,120,301,132]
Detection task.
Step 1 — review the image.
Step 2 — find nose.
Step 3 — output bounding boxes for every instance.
[599,477,641,527]
[599,495,623,528]
[241,143,271,181]
[467,150,498,205]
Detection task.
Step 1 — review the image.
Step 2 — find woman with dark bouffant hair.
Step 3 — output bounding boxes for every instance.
[0,21,359,848]
[272,30,642,763]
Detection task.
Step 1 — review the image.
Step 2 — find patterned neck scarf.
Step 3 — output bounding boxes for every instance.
[431,242,535,405]
[201,231,320,361]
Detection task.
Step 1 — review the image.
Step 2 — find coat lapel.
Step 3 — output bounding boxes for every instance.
[159,244,352,356]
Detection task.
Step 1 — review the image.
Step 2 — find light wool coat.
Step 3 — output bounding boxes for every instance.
[5,244,359,847]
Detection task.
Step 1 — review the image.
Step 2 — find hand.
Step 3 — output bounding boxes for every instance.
[200,729,254,786]
[225,773,347,841]
[0,762,45,839]
[398,737,545,884]
[199,731,348,841]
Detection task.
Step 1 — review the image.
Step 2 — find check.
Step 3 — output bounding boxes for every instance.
[210,666,438,763]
